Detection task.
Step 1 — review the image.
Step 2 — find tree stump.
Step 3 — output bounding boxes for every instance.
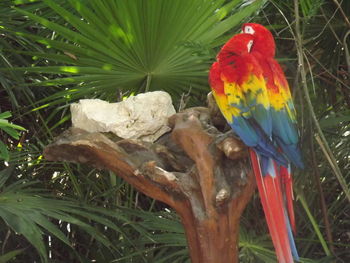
[44,104,255,263]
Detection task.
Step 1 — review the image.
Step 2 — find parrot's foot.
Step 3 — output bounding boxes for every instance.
[214,131,248,160]
[214,130,235,144]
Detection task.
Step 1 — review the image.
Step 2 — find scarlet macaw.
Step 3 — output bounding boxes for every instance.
[209,25,303,263]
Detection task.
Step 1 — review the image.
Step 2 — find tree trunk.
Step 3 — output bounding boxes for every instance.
[44,105,255,263]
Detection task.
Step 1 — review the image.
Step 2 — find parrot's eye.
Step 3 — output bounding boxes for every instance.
[244,26,255,34]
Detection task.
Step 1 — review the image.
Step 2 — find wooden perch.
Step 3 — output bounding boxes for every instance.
[44,104,255,263]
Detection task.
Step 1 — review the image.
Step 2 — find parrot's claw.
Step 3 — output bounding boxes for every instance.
[214,130,235,144]
[214,131,248,160]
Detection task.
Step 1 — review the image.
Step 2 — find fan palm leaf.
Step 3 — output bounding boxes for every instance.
[1,0,264,108]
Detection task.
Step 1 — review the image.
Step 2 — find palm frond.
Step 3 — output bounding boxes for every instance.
[1,0,264,109]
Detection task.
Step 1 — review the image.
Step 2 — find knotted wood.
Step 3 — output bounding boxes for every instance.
[44,103,255,263]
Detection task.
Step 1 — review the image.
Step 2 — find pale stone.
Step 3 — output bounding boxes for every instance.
[70,91,176,142]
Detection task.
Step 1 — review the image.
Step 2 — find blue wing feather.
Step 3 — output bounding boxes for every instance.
[270,103,303,168]
[230,116,288,168]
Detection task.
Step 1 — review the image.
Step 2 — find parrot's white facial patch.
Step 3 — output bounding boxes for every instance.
[244,26,255,35]
[247,40,253,52]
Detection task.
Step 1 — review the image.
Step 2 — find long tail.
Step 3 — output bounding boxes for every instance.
[281,164,299,260]
[281,165,296,234]
[250,149,298,263]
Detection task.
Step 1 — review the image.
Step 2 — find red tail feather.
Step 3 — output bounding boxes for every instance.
[281,166,296,234]
[250,149,294,263]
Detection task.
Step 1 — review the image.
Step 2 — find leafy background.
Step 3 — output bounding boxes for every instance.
[0,0,349,262]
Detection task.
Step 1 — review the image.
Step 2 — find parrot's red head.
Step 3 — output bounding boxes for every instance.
[242,23,275,57]
[217,33,254,64]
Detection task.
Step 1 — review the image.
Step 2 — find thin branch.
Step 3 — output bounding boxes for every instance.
[310,130,335,254]
[343,30,350,75]
[331,0,350,29]
[304,49,350,90]
[320,7,342,44]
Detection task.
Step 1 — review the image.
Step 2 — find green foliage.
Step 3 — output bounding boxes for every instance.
[0,249,25,263]
[0,0,349,262]
[0,166,191,262]
[0,111,25,161]
[2,0,264,109]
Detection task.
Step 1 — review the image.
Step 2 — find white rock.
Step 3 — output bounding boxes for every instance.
[71,91,176,142]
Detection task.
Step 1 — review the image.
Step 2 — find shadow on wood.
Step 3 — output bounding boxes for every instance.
[44,105,255,263]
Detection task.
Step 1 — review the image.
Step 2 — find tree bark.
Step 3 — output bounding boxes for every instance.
[44,105,255,263]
